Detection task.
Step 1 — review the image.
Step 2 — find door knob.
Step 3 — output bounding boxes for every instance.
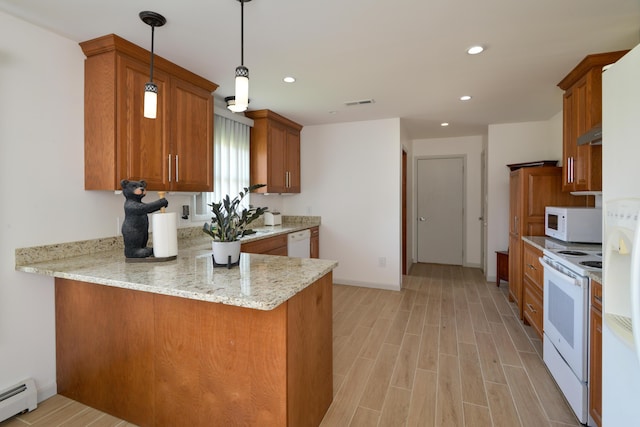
[419,217,426,221]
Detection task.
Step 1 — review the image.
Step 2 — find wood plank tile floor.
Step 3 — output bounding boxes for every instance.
[1,264,579,427]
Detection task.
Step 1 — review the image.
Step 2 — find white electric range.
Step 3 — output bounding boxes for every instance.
[540,243,601,425]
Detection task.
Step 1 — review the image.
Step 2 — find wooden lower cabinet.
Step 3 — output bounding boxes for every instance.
[522,241,544,339]
[55,275,333,427]
[589,279,603,426]
[241,233,288,255]
[242,228,319,258]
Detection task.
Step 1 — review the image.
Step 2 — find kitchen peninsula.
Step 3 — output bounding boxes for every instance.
[15,228,337,427]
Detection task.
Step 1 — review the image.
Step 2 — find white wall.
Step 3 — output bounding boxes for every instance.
[400,121,413,276]
[0,12,198,400]
[282,119,403,290]
[485,115,563,281]
[412,135,484,268]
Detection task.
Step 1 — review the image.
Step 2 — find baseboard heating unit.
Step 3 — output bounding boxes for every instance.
[0,379,37,422]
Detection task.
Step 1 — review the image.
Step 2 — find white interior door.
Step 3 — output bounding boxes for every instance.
[417,157,464,265]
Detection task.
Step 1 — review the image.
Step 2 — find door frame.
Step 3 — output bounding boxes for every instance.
[414,154,467,266]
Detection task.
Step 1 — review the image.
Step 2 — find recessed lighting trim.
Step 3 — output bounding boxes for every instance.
[467,45,484,55]
[283,76,296,83]
[460,95,472,101]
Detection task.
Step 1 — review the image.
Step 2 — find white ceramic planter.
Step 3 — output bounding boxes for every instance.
[212,241,241,265]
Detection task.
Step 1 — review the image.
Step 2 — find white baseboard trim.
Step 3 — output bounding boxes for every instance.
[333,279,401,291]
[36,381,56,403]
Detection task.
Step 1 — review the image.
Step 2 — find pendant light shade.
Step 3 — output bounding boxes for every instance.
[228,0,252,113]
[140,11,166,119]
[144,82,158,118]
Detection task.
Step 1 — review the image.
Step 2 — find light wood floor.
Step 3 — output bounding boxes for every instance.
[1,264,578,427]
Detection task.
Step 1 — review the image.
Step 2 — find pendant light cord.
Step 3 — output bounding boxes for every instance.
[240,0,244,66]
[149,25,155,82]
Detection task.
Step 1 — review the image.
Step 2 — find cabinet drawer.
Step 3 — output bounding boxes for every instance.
[591,279,603,312]
[241,234,288,255]
[523,281,543,339]
[523,244,543,292]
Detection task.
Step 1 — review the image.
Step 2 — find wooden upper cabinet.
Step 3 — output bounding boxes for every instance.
[80,34,217,191]
[170,78,214,191]
[245,109,303,194]
[558,50,627,192]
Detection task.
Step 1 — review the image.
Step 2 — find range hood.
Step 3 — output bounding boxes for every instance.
[577,124,602,145]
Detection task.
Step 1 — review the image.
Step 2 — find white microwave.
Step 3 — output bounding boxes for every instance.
[545,206,602,243]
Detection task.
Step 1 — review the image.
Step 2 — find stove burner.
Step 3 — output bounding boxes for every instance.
[579,260,602,269]
[557,250,589,256]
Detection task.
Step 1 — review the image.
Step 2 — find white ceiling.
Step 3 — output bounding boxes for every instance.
[1,0,639,139]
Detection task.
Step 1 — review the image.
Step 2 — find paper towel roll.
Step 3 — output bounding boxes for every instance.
[152,212,178,258]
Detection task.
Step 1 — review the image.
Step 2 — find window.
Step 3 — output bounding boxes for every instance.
[193,113,251,221]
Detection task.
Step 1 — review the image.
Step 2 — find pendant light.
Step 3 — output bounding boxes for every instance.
[140,11,166,119]
[228,0,252,113]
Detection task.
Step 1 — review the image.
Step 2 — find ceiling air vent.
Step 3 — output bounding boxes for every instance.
[344,99,375,107]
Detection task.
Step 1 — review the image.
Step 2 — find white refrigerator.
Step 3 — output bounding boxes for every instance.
[602,43,640,425]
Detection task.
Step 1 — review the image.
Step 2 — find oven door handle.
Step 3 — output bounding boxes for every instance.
[539,257,580,287]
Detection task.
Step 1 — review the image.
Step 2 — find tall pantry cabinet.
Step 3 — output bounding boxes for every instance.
[80,34,218,192]
[508,166,590,317]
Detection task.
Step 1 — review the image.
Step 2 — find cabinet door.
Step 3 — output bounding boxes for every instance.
[170,78,213,192]
[590,280,603,426]
[562,89,576,191]
[268,122,287,193]
[310,227,320,259]
[118,56,170,190]
[522,243,543,293]
[508,233,522,315]
[572,77,591,191]
[523,280,543,339]
[285,128,301,193]
[509,172,519,235]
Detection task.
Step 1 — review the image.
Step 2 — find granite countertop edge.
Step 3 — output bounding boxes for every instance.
[15,218,335,311]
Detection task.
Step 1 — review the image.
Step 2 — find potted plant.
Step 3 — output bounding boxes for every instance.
[202,184,268,265]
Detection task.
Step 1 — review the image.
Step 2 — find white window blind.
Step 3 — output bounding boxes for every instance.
[194,114,251,220]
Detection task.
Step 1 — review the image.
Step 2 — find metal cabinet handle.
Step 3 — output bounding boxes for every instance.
[526,263,537,271]
[595,295,602,303]
[419,217,426,222]
[526,303,537,314]
[175,155,179,183]
[168,154,172,182]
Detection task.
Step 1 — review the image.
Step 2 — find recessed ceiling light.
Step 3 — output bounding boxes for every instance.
[441,122,449,127]
[467,45,484,55]
[283,76,296,83]
[460,95,472,101]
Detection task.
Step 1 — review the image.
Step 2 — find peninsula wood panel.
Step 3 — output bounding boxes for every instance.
[54,273,333,426]
[55,279,155,426]
[287,272,333,426]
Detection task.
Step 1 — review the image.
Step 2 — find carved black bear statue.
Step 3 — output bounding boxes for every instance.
[121,179,169,258]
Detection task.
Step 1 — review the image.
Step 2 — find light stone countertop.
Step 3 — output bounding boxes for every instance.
[522,235,602,282]
[15,218,337,311]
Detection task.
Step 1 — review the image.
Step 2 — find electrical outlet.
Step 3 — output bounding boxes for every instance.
[378,257,386,267]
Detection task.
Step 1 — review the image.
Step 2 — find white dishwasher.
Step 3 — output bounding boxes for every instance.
[287,229,311,258]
